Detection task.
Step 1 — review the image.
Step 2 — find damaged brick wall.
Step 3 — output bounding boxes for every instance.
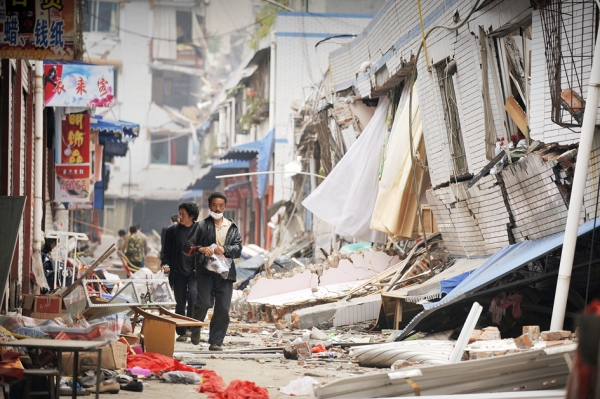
[583,145,600,221]
[502,154,569,241]
[426,173,509,257]
[426,150,598,257]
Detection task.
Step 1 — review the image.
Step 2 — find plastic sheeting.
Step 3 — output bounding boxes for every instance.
[302,98,390,242]
[371,86,425,238]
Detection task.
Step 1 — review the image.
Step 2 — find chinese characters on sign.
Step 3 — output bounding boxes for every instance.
[0,0,75,61]
[55,113,91,202]
[44,64,114,107]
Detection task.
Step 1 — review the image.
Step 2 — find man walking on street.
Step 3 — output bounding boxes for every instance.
[162,202,199,342]
[124,225,144,268]
[184,192,242,350]
[136,224,150,267]
[161,214,178,257]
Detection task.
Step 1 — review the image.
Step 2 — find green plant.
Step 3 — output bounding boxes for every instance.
[239,96,269,131]
[249,0,290,50]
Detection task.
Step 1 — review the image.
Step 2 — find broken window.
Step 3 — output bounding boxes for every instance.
[82,0,119,34]
[150,134,189,166]
[492,22,532,143]
[435,58,468,176]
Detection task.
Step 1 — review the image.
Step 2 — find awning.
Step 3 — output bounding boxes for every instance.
[220,140,263,161]
[257,128,274,199]
[187,162,250,191]
[212,160,250,169]
[91,116,140,142]
[395,217,600,340]
[181,189,203,200]
[383,257,487,303]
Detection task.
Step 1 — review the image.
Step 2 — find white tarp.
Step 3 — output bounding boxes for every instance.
[302,97,390,242]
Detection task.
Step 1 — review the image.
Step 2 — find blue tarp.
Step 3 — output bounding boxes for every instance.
[439,269,475,295]
[212,160,250,169]
[257,128,274,199]
[395,216,600,340]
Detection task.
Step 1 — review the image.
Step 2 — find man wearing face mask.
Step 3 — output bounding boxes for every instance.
[183,192,242,350]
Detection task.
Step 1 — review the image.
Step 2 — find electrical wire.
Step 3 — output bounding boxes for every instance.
[85,10,276,42]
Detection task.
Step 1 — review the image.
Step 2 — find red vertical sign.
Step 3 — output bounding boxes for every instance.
[55,114,92,202]
[61,114,90,164]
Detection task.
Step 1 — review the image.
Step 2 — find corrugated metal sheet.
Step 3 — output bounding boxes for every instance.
[351,340,455,367]
[315,344,575,398]
[396,217,600,340]
[369,390,565,399]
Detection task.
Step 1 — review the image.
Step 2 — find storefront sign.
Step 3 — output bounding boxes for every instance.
[0,0,76,61]
[61,113,90,163]
[44,64,114,107]
[55,113,91,202]
[55,164,91,202]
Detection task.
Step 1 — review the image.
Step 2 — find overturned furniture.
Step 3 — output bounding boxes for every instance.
[131,306,206,356]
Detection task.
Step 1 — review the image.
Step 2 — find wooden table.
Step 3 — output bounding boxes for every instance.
[0,338,110,399]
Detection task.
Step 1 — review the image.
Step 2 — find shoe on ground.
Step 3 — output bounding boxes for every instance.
[120,380,143,392]
[191,332,200,345]
[86,379,120,394]
[176,335,188,342]
[209,344,223,351]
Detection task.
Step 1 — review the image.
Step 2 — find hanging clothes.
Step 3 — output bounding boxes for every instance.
[371,85,426,239]
[302,97,390,242]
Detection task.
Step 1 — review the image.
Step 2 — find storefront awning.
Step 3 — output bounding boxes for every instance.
[395,216,600,340]
[91,116,140,142]
[187,162,250,191]
[220,140,263,161]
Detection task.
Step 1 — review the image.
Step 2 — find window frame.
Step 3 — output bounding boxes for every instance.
[150,132,190,166]
[83,0,120,34]
[434,58,469,177]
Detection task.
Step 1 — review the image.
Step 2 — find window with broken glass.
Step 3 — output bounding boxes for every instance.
[491,22,532,143]
[435,58,468,177]
[82,0,119,34]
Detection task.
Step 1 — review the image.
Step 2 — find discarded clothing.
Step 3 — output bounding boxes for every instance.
[489,292,523,324]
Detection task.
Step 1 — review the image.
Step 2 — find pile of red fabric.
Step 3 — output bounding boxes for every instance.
[127,352,269,398]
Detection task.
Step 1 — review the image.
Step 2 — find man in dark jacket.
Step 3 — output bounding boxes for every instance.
[184,192,242,350]
[162,202,200,342]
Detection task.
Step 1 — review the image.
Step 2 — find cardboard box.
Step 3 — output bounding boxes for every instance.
[22,294,65,317]
[61,341,127,375]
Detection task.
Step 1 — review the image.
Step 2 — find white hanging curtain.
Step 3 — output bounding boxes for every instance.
[302,97,390,243]
[153,7,177,60]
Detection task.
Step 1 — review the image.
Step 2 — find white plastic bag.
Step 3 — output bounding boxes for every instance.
[205,244,231,279]
[279,376,318,396]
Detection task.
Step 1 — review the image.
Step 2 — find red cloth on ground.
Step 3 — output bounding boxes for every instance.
[127,352,224,391]
[211,380,269,399]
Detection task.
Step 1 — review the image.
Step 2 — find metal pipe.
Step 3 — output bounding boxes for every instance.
[550,23,600,331]
[33,61,44,252]
[215,170,324,179]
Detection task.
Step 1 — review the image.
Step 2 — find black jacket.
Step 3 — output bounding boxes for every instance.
[183,216,242,281]
[162,223,198,276]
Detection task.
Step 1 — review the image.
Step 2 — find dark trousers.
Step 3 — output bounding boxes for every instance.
[192,273,233,346]
[170,271,197,336]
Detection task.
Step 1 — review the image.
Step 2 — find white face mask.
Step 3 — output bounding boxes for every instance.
[209,211,223,220]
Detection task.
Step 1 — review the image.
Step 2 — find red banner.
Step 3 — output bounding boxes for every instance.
[61,113,90,164]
